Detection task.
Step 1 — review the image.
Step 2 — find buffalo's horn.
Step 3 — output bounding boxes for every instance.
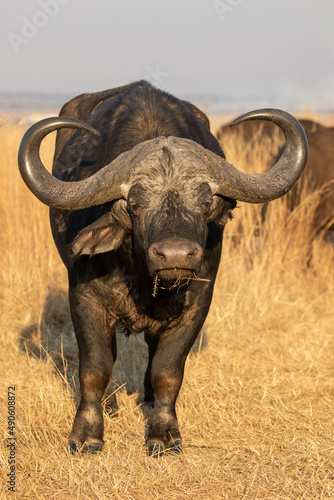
[19,110,307,210]
[18,117,138,210]
[209,109,308,203]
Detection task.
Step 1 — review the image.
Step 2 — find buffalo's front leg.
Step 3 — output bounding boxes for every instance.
[144,333,159,408]
[68,289,116,453]
[146,309,208,457]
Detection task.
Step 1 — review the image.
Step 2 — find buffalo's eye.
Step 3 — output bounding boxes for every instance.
[128,201,141,215]
[201,201,212,214]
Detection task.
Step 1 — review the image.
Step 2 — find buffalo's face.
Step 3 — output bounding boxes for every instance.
[71,175,235,286]
[127,179,235,285]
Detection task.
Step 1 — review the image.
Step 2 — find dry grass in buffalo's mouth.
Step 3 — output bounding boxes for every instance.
[152,270,210,297]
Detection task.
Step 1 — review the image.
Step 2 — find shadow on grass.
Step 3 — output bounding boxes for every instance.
[19,289,80,394]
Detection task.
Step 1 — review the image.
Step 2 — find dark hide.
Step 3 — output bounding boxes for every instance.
[50,81,236,456]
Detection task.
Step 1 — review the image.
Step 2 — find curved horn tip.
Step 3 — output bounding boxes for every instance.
[228,108,299,129]
[23,116,101,139]
[212,108,308,204]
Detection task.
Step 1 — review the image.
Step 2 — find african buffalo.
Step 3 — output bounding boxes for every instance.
[262,126,334,234]
[217,116,332,234]
[216,117,325,144]
[216,117,325,168]
[18,81,308,456]
[297,118,326,135]
[293,127,334,231]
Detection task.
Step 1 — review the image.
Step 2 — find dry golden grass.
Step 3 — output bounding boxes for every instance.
[0,118,334,499]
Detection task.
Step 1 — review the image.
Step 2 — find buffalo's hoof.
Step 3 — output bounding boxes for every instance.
[68,440,103,454]
[167,439,183,455]
[146,439,165,458]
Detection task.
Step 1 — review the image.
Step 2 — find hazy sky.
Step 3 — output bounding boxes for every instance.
[1,0,334,110]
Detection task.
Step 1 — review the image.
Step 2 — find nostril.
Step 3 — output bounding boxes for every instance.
[187,247,197,258]
[153,246,166,260]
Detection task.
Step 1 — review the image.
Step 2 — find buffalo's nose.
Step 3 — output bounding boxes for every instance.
[148,239,203,272]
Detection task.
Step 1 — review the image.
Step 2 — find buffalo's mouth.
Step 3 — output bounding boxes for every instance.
[156,268,194,286]
[152,268,210,296]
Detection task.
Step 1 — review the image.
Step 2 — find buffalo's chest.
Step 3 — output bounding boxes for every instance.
[87,262,196,336]
[108,296,185,336]
[104,283,189,336]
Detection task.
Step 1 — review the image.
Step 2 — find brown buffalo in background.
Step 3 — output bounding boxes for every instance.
[216,117,333,235]
[303,128,334,232]
[216,117,326,147]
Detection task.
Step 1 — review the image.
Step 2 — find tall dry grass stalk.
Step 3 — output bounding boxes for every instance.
[0,121,333,499]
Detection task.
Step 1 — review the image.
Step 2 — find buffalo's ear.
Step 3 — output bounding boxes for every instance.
[208,197,237,229]
[213,209,234,229]
[71,212,125,256]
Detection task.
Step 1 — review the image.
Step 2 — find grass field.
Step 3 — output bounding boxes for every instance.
[0,116,334,499]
